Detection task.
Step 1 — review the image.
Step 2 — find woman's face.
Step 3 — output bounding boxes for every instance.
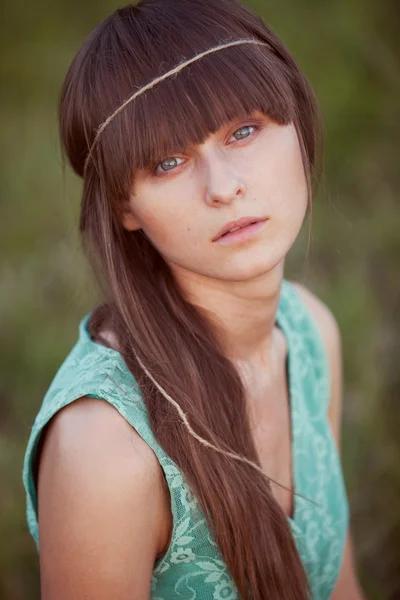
[122,110,308,283]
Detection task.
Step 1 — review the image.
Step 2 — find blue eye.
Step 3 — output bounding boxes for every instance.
[153,156,185,175]
[230,124,257,141]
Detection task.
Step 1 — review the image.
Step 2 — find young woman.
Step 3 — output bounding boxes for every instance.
[22,0,366,598]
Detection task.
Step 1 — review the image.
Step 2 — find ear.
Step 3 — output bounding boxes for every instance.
[121,209,142,232]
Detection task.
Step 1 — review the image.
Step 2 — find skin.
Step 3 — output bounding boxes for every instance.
[123,111,307,364]
[38,110,365,598]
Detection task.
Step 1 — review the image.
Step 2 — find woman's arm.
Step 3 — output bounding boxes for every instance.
[37,397,168,600]
[291,282,366,600]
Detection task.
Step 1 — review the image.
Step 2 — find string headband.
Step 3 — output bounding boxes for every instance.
[83,37,270,173]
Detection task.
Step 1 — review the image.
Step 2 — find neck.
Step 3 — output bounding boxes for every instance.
[170,260,285,371]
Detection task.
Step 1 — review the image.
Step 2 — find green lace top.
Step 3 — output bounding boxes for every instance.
[22,279,349,599]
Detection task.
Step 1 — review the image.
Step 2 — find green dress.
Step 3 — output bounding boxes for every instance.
[22,278,349,599]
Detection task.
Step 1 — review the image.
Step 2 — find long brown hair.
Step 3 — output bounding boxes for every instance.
[59,1,322,598]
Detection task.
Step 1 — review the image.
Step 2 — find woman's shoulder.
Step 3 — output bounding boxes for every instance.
[39,395,163,493]
[23,315,174,555]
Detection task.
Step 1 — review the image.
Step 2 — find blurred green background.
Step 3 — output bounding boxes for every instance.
[1,0,399,598]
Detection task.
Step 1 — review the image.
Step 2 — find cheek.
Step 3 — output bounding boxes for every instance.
[135,199,199,253]
[268,128,308,220]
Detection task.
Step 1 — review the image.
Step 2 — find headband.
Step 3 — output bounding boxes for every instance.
[83,38,270,173]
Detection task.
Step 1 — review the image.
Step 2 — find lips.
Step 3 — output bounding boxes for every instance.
[212,216,268,242]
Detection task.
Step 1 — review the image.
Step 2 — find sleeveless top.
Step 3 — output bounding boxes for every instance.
[22,279,349,600]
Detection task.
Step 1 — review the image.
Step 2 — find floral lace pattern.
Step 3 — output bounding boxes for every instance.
[22,279,349,599]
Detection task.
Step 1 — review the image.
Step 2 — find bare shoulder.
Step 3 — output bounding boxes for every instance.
[289,281,343,445]
[37,397,168,599]
[39,396,159,475]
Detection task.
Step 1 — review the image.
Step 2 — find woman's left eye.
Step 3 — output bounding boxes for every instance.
[229,124,258,142]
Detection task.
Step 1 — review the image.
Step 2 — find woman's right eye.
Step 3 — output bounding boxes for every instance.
[153,156,185,176]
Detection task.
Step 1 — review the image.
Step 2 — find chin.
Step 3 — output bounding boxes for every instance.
[215,253,284,283]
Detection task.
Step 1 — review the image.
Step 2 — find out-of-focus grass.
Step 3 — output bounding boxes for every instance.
[1,0,399,598]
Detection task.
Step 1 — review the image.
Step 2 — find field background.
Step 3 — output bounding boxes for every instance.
[1,0,399,598]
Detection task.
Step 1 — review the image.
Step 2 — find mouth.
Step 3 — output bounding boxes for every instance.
[212,216,269,244]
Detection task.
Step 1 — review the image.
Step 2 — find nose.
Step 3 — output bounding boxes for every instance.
[204,153,247,207]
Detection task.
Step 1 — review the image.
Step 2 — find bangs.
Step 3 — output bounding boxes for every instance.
[115,42,297,179]
[65,1,319,197]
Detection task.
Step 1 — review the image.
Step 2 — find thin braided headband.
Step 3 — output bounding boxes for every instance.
[83,38,270,173]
